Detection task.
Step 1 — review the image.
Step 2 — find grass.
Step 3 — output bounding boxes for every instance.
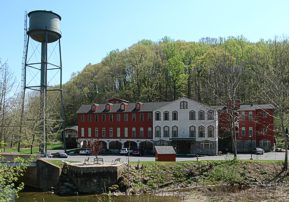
[120,159,289,195]
[47,159,79,167]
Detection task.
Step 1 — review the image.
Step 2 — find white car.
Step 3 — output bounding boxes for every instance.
[79,149,92,155]
[119,148,129,155]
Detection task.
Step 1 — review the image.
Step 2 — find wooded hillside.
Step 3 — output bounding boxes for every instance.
[63,36,289,129]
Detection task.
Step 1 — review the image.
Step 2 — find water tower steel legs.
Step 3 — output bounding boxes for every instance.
[40,41,48,156]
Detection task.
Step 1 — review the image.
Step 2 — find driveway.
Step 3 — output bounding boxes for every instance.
[44,151,288,163]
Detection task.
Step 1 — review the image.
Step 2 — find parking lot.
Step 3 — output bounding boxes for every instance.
[45,151,289,163]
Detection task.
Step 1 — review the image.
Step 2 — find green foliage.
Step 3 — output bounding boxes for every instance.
[207,160,244,185]
[0,156,31,201]
[62,36,289,126]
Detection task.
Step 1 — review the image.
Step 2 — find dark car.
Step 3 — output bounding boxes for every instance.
[132,149,141,156]
[254,147,265,155]
[48,152,68,158]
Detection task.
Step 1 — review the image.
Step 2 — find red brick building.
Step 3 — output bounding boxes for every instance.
[76,98,168,154]
[76,98,275,154]
[218,102,274,152]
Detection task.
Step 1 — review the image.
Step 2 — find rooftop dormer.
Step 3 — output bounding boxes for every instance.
[105,103,113,112]
[91,103,99,112]
[135,102,143,111]
[120,102,128,111]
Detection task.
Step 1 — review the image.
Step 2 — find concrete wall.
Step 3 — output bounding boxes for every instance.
[37,159,62,191]
[58,163,125,194]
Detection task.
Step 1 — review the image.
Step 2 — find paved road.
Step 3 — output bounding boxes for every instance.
[44,151,288,163]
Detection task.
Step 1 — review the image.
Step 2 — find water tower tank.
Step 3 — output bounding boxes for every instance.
[27,10,61,43]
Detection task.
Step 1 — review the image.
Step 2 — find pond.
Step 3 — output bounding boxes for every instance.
[17,192,182,202]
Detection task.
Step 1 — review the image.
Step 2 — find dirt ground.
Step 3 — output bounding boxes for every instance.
[184,186,289,202]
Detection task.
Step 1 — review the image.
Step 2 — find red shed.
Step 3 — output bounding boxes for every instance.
[155,146,176,161]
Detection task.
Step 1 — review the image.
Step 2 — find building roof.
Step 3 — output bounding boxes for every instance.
[154,146,176,155]
[76,102,170,114]
[213,104,275,112]
[64,125,78,131]
[239,104,275,111]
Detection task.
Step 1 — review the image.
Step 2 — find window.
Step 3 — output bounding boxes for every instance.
[207,110,214,120]
[109,128,113,137]
[124,128,128,138]
[198,111,205,120]
[249,127,253,137]
[201,142,213,150]
[120,103,125,111]
[248,112,253,121]
[262,111,268,118]
[163,111,169,121]
[124,114,128,121]
[102,128,106,137]
[116,114,121,121]
[88,115,92,122]
[88,128,91,137]
[117,128,120,137]
[140,127,144,138]
[95,128,99,137]
[102,114,106,122]
[140,113,144,121]
[189,126,196,138]
[155,126,161,138]
[155,111,161,121]
[208,126,214,138]
[262,128,268,135]
[241,112,245,121]
[189,110,196,120]
[109,114,113,122]
[198,126,205,138]
[163,126,169,137]
[148,127,152,138]
[132,113,136,121]
[105,104,111,111]
[81,115,85,122]
[180,101,188,109]
[172,126,178,137]
[94,114,98,122]
[132,127,136,138]
[148,113,152,121]
[81,128,84,137]
[242,127,246,136]
[172,111,178,121]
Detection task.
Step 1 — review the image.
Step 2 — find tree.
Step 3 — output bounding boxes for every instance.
[0,156,30,201]
[253,38,289,170]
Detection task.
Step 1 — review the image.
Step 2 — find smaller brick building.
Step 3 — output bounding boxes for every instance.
[218,102,275,153]
[155,146,176,161]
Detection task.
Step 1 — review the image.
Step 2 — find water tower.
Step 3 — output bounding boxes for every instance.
[21,10,64,156]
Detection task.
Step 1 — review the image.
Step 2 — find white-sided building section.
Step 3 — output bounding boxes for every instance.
[153,97,218,155]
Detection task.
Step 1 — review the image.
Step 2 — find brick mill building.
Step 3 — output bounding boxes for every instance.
[77,97,218,155]
[76,98,274,155]
[218,101,275,153]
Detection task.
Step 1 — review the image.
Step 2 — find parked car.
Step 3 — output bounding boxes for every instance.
[48,152,68,158]
[119,148,133,155]
[254,147,265,155]
[132,149,141,156]
[119,148,129,155]
[79,149,92,155]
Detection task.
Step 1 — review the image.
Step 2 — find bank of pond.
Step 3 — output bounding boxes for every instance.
[18,159,289,201]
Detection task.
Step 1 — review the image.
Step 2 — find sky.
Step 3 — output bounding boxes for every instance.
[1,0,289,90]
